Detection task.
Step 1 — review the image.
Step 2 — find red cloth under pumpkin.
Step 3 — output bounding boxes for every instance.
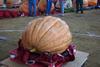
[0,9,20,18]
[9,40,76,67]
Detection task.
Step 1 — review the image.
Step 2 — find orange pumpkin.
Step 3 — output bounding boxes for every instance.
[38,0,46,11]
[51,3,55,13]
[21,16,72,54]
[19,1,29,14]
[38,0,54,12]
[88,0,97,6]
[83,0,88,7]
[6,0,13,8]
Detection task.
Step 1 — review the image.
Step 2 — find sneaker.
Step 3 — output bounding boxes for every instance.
[81,11,86,14]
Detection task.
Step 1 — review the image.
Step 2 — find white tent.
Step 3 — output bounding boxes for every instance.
[13,0,21,5]
[64,0,73,8]
[56,0,72,9]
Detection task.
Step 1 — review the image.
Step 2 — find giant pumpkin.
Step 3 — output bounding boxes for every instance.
[38,0,46,11]
[21,16,72,54]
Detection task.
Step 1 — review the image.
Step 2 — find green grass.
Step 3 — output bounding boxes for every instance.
[64,8,74,13]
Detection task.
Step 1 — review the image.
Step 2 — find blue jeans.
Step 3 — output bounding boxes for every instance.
[76,2,83,13]
[46,0,52,15]
[29,0,36,16]
[60,0,64,14]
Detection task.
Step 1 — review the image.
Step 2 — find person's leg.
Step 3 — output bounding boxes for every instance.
[29,0,33,16]
[60,1,64,14]
[76,2,79,13]
[33,0,37,16]
[80,3,83,14]
[49,0,52,13]
[4,0,6,4]
[54,1,57,7]
[46,0,52,15]
[53,0,57,9]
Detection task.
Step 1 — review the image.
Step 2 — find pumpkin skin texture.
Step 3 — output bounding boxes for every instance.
[38,0,54,12]
[83,0,88,7]
[21,16,72,54]
[6,0,13,8]
[88,0,97,6]
[19,1,29,14]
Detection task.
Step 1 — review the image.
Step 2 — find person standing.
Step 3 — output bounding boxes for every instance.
[4,0,6,4]
[97,0,100,6]
[76,0,83,14]
[59,0,65,15]
[53,0,57,8]
[46,0,52,15]
[29,0,37,16]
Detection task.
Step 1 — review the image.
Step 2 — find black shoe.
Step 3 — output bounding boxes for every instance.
[81,11,83,14]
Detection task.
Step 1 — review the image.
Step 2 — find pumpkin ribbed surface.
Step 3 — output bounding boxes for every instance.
[88,0,97,6]
[19,1,29,14]
[38,0,46,11]
[6,0,13,8]
[83,0,88,7]
[21,16,72,54]
[38,0,54,12]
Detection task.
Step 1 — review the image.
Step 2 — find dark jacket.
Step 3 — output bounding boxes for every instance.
[76,0,83,4]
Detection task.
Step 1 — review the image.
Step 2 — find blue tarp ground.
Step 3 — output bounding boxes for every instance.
[83,5,100,10]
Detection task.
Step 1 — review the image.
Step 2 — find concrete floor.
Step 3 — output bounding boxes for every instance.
[61,9,100,67]
[0,9,100,67]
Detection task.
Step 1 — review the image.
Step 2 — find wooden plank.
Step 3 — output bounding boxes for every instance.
[63,51,89,67]
[1,51,89,67]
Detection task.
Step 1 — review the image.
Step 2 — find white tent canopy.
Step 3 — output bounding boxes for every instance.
[56,0,72,9]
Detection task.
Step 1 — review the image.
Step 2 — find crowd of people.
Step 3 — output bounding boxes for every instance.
[28,0,65,16]
[28,0,100,16]
[0,0,100,17]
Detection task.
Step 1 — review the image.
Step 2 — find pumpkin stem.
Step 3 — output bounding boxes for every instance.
[30,48,36,52]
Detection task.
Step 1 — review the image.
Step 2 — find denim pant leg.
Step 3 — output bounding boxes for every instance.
[60,1,64,14]
[76,3,79,13]
[80,4,83,13]
[33,0,37,16]
[29,1,33,16]
[46,0,52,15]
